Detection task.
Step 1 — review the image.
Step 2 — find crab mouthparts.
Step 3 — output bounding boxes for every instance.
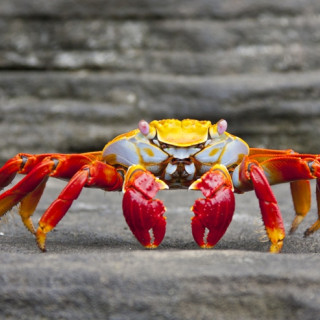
[164,159,196,183]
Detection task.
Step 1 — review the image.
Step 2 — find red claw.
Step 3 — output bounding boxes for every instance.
[122,166,167,248]
[123,188,166,247]
[190,165,235,248]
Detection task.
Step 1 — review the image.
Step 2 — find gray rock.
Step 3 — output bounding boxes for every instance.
[0,0,319,19]
[0,0,319,164]
[0,71,320,163]
[1,179,320,319]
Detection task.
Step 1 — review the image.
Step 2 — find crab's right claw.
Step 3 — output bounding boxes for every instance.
[190,164,235,248]
[122,165,168,248]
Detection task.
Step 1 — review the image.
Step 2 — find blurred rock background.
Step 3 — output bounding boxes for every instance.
[0,0,320,162]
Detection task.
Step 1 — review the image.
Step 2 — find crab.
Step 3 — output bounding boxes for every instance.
[0,119,320,253]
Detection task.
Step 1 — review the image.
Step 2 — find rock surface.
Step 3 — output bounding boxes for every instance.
[1,179,320,319]
[0,0,320,162]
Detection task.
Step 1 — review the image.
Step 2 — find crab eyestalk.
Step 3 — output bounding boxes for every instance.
[209,119,228,138]
[138,119,150,135]
[217,119,228,135]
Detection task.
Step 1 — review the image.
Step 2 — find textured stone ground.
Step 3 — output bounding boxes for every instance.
[1,0,320,162]
[1,179,320,319]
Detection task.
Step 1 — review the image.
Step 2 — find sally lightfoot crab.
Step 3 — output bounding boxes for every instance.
[0,119,320,253]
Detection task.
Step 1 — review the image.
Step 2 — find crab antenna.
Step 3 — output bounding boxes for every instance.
[217,119,227,135]
[138,120,150,135]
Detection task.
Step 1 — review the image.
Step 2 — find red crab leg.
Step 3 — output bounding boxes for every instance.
[250,153,320,235]
[189,164,235,248]
[0,158,57,219]
[36,168,89,251]
[0,154,90,232]
[247,162,285,253]
[36,161,123,251]
[234,156,286,253]
[0,153,46,189]
[122,165,168,248]
[0,155,23,189]
[0,153,119,239]
[238,151,320,236]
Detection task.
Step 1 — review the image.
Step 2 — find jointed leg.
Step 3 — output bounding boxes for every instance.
[0,153,123,251]
[247,162,285,253]
[35,161,123,251]
[0,154,88,233]
[304,178,320,237]
[256,155,320,238]
[36,168,90,251]
[0,153,43,189]
[19,178,48,234]
[0,158,57,221]
[289,180,311,234]
[0,153,91,225]
[244,151,320,243]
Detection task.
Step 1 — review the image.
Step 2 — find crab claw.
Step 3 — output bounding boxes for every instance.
[190,164,235,248]
[122,165,168,248]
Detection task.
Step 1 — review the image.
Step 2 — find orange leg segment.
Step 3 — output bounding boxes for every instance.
[19,177,48,234]
[289,180,311,234]
[304,178,320,237]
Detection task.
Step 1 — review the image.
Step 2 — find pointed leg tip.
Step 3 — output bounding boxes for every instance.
[269,241,283,253]
[304,221,320,238]
[266,227,285,253]
[304,229,312,238]
[36,228,47,252]
[22,217,36,235]
[289,215,304,235]
[289,227,296,235]
[40,246,47,253]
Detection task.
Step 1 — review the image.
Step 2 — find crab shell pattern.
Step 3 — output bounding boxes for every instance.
[0,119,319,253]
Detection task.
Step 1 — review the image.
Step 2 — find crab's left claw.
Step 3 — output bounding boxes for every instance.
[122,165,168,248]
[190,164,235,248]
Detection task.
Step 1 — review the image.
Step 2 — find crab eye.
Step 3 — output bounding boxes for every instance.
[217,119,227,135]
[138,120,150,136]
[209,119,228,138]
